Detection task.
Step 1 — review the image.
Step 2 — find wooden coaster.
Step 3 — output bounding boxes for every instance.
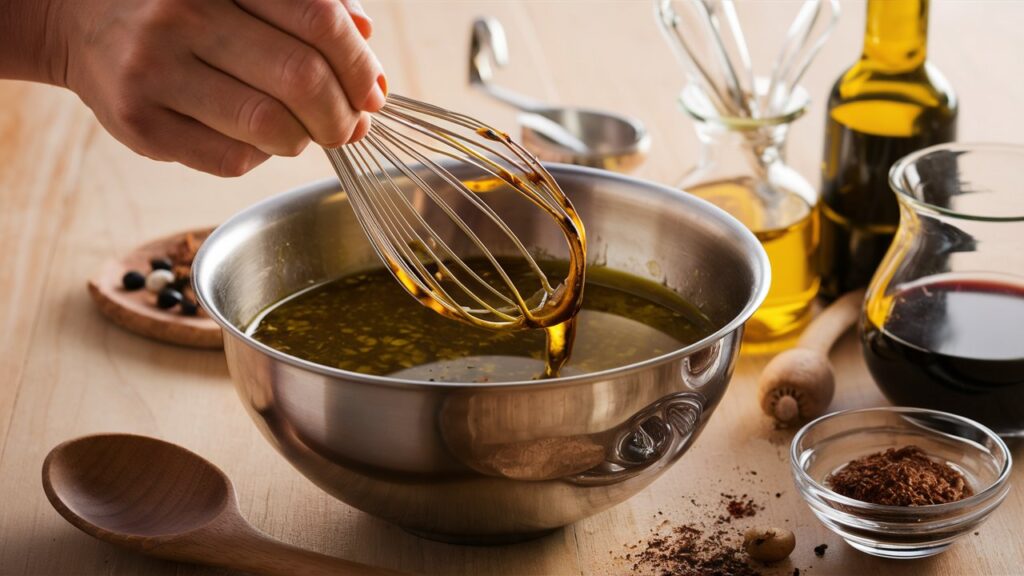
[87,228,222,349]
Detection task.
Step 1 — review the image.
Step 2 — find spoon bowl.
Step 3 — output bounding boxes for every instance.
[44,434,230,540]
[43,433,402,576]
[520,108,650,172]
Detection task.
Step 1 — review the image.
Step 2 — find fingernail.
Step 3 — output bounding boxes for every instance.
[347,0,367,18]
[346,0,373,39]
[361,74,387,112]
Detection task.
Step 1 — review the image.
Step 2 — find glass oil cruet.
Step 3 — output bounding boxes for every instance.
[678,83,820,350]
[861,144,1024,437]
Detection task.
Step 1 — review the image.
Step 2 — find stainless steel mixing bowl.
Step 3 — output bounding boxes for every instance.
[193,164,769,543]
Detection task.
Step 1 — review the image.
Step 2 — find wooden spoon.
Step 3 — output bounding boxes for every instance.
[42,433,406,576]
[757,289,866,425]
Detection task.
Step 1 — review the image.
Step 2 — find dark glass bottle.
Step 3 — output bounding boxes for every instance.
[819,0,956,299]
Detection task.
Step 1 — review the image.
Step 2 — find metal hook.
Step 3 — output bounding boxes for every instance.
[468,17,547,113]
[470,17,508,86]
[468,16,650,169]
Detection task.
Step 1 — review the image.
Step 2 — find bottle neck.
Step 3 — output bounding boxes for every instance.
[862,0,930,72]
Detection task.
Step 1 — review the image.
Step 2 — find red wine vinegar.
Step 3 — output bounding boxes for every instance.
[862,279,1024,435]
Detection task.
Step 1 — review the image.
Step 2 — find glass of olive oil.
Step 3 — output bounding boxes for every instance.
[678,82,819,351]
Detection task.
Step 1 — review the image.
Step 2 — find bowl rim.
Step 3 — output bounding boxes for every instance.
[790,406,1014,515]
[193,163,771,390]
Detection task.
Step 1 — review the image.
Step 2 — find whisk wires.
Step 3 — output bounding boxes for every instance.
[325,94,586,331]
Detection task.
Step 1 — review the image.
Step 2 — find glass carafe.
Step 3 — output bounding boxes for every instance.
[861,143,1024,436]
[678,84,819,350]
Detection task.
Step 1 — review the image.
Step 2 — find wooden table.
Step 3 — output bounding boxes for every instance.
[2,1,1022,574]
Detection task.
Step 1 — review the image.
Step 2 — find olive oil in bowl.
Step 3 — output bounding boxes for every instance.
[248,258,713,383]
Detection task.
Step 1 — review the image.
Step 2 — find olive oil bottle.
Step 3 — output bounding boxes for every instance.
[820,0,956,299]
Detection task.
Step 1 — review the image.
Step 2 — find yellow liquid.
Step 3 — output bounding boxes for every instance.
[687,178,819,346]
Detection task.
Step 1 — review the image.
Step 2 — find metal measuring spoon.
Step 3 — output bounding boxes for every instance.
[470,17,650,173]
[42,433,406,576]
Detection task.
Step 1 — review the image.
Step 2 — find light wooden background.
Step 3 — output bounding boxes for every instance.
[2,1,1023,574]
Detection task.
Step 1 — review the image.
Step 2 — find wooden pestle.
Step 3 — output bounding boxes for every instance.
[758,289,867,425]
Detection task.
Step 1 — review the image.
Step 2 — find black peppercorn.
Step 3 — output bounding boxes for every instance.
[180,298,199,316]
[150,257,174,271]
[157,288,183,309]
[122,270,146,291]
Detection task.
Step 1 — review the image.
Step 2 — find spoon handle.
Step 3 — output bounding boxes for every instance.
[185,518,408,576]
[222,533,404,576]
[796,289,866,354]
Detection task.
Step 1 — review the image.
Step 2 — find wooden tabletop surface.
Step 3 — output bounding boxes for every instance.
[2,1,1023,574]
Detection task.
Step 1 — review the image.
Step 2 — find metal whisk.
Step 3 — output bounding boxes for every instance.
[324,94,586,331]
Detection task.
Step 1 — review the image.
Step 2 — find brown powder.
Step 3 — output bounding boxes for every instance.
[631,524,762,576]
[715,493,762,524]
[622,489,809,574]
[826,445,974,506]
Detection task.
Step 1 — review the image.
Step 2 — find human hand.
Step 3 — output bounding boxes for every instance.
[59,0,387,176]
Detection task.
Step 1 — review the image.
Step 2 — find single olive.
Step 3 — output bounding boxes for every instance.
[150,257,174,271]
[145,269,175,294]
[180,298,199,316]
[157,288,183,310]
[122,270,146,291]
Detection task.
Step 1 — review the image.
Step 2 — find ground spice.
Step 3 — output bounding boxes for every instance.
[622,486,808,574]
[718,493,762,523]
[631,524,762,576]
[826,445,974,506]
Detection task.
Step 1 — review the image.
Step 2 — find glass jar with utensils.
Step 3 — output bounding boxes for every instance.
[676,83,818,347]
[655,0,840,349]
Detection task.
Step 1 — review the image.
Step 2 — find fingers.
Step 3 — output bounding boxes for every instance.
[349,113,372,143]
[166,58,310,156]
[192,3,360,147]
[67,0,384,178]
[235,0,387,115]
[339,0,373,39]
[131,109,270,177]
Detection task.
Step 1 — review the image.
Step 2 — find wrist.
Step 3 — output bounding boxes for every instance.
[0,0,72,86]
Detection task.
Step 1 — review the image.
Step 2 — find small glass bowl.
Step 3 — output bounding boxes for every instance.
[791,407,1012,559]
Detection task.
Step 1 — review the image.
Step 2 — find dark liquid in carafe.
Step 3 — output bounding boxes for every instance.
[862,279,1024,434]
[820,100,956,299]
